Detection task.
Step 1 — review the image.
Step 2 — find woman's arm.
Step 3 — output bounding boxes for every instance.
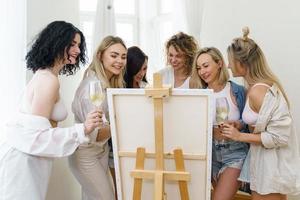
[221,124,262,145]
[73,80,110,143]
[222,85,267,145]
[96,122,111,141]
[222,85,292,148]
[31,73,59,119]
[7,74,102,157]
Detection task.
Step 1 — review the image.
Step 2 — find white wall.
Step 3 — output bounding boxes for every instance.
[26,0,300,199]
[200,0,300,199]
[27,0,82,199]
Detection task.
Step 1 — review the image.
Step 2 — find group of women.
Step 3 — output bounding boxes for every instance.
[0,20,299,200]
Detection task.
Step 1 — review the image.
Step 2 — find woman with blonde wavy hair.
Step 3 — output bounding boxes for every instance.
[158,32,198,88]
[222,27,300,200]
[190,47,249,200]
[69,36,127,200]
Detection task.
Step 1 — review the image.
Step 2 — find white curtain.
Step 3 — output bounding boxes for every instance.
[0,0,26,140]
[137,0,204,80]
[180,0,204,44]
[92,0,116,52]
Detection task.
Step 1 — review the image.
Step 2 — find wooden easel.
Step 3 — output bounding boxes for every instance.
[130,73,191,200]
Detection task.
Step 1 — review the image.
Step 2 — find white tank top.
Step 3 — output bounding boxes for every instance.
[242,83,270,125]
[213,82,240,125]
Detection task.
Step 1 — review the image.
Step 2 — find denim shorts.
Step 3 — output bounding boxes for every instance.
[212,139,248,181]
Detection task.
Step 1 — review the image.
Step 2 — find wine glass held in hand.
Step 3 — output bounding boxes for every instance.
[215,97,229,144]
[89,81,104,108]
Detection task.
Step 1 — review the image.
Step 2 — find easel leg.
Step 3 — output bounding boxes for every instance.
[154,171,164,200]
[174,149,189,200]
[133,148,145,200]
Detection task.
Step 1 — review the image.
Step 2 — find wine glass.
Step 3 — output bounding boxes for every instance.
[215,97,229,144]
[89,81,104,108]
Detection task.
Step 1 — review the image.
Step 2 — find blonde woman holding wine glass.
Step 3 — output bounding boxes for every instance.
[70,36,127,200]
[189,47,249,200]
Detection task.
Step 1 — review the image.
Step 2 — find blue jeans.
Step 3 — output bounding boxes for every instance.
[212,139,248,181]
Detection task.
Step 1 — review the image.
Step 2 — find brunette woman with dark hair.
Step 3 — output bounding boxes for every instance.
[0,21,102,200]
[124,46,148,88]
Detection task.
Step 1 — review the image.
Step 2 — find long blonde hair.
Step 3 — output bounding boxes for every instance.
[83,36,126,89]
[189,47,229,88]
[227,27,289,107]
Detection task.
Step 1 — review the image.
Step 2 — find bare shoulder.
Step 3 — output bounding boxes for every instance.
[30,70,60,118]
[34,70,59,92]
[248,84,270,113]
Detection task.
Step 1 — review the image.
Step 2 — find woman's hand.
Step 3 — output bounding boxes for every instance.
[225,120,243,130]
[221,123,242,141]
[84,109,103,135]
[96,122,111,142]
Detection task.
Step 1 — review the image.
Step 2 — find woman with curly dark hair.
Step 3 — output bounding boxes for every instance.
[0,21,102,200]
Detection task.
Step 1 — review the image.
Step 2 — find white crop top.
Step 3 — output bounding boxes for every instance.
[242,83,270,125]
[213,82,240,125]
[242,99,259,125]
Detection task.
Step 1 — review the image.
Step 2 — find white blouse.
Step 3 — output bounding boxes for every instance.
[157,66,190,89]
[242,85,300,195]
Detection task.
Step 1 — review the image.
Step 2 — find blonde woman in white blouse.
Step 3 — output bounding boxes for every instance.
[222,27,300,200]
[70,36,127,200]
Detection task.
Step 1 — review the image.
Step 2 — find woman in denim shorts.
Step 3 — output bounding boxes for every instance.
[189,47,249,200]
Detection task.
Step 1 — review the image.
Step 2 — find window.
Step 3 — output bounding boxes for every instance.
[114,0,135,14]
[114,0,138,46]
[139,0,176,78]
[79,0,97,59]
[79,0,180,82]
[79,0,138,52]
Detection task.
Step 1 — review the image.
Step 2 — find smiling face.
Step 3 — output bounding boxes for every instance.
[167,45,186,71]
[64,33,81,65]
[101,43,127,79]
[196,53,222,85]
[133,59,148,84]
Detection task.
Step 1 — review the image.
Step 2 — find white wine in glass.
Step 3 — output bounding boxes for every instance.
[215,97,229,144]
[89,81,104,107]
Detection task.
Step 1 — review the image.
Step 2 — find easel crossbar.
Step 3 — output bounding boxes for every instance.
[145,88,170,98]
[131,169,191,181]
[119,151,206,160]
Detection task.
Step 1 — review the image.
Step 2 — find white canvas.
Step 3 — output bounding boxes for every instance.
[107,88,213,200]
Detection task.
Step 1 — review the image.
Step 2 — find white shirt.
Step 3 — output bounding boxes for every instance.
[242,85,300,195]
[157,66,190,89]
[0,93,88,199]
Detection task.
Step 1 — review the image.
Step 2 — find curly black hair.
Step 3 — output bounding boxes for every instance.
[26,21,87,75]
